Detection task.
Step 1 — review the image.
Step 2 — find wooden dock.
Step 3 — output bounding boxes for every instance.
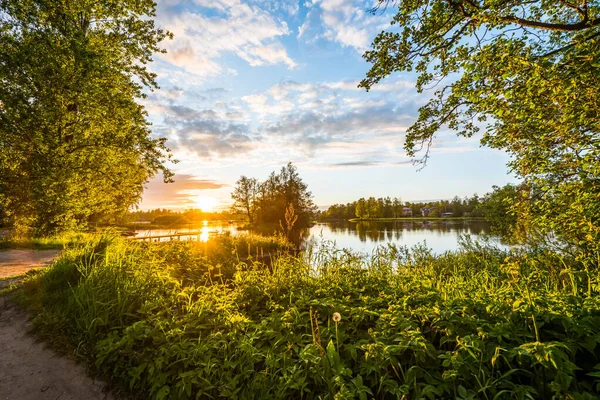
[129,231,221,242]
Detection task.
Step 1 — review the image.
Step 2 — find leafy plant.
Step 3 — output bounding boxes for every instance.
[16,234,600,399]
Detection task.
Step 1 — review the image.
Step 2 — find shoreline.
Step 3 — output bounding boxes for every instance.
[318,217,486,223]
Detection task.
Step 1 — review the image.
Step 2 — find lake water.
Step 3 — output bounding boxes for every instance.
[132,221,238,242]
[134,220,498,254]
[306,220,497,254]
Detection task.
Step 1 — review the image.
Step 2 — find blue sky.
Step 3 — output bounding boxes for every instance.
[139,0,518,211]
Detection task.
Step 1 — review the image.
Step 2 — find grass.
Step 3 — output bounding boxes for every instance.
[0,232,94,250]
[13,233,600,399]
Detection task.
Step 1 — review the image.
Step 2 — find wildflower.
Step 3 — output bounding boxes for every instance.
[332,312,341,322]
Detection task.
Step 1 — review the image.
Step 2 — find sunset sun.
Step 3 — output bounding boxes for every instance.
[193,195,218,212]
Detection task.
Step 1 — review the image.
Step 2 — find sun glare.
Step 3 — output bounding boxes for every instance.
[193,195,218,212]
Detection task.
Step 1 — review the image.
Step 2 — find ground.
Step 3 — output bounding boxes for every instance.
[0,250,61,279]
[0,250,114,400]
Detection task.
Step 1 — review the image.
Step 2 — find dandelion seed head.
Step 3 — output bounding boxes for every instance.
[332,312,341,322]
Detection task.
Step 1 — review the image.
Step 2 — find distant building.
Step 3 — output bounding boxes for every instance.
[421,207,432,217]
[441,212,453,217]
[402,207,413,217]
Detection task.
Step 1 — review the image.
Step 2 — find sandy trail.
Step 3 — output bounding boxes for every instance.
[0,250,61,279]
[0,249,115,399]
[0,300,114,400]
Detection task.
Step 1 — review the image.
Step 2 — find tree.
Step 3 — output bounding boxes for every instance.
[277,162,316,227]
[392,197,402,218]
[450,196,463,217]
[476,185,519,237]
[383,196,393,218]
[355,198,366,218]
[233,163,317,230]
[231,176,258,223]
[0,0,173,235]
[361,0,600,260]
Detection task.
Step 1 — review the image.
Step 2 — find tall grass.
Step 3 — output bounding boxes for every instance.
[0,231,95,249]
[17,233,600,399]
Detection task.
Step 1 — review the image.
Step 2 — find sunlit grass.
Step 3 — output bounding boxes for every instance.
[0,231,95,250]
[14,233,600,399]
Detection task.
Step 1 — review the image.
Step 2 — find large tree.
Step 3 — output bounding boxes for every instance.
[0,0,173,235]
[361,0,600,260]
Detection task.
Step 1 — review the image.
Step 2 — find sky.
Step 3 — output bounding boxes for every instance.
[139,0,518,211]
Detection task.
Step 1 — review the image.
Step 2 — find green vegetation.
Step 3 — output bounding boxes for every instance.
[231,163,317,231]
[15,234,600,399]
[362,0,600,264]
[476,184,521,238]
[0,232,92,250]
[1,1,599,399]
[322,194,484,220]
[0,0,173,236]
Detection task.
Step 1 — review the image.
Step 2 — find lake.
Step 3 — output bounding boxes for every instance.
[306,220,498,254]
[133,219,498,254]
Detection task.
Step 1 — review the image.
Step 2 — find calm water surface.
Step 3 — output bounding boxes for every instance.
[306,220,497,254]
[134,220,498,254]
[132,221,238,241]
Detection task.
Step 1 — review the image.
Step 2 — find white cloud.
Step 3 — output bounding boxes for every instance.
[299,0,392,53]
[155,0,296,79]
[251,0,300,16]
[142,73,481,169]
[238,43,297,68]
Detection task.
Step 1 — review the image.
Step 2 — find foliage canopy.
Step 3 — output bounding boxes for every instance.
[362,0,600,259]
[0,0,173,235]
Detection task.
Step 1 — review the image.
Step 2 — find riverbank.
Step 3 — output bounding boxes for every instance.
[345,217,486,222]
[11,233,600,399]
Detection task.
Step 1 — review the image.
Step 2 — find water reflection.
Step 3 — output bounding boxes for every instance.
[133,220,498,254]
[308,220,496,254]
[133,221,237,242]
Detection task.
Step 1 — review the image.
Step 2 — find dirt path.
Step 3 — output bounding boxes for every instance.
[0,299,114,400]
[0,250,61,279]
[0,249,115,399]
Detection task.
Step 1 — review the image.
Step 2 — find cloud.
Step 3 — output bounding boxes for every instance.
[156,0,296,79]
[145,77,420,163]
[253,0,300,16]
[141,174,227,209]
[168,174,227,190]
[151,103,255,159]
[259,103,414,154]
[299,0,392,53]
[239,43,296,68]
[318,160,413,168]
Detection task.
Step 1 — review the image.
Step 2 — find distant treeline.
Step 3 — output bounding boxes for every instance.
[321,192,492,220]
[127,208,241,226]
